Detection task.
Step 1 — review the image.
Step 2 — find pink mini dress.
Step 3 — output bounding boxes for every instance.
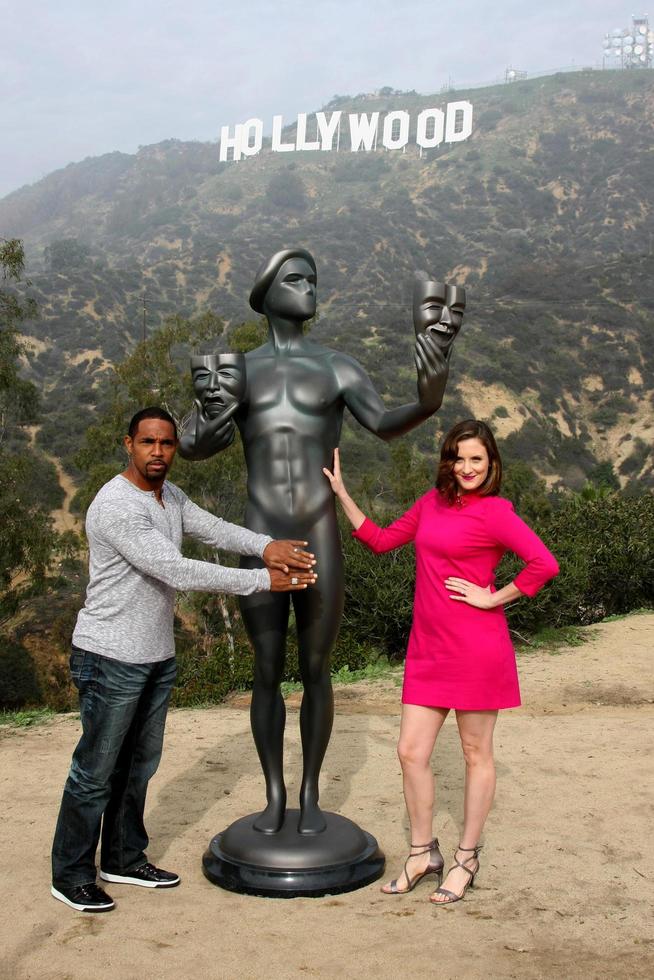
[353,489,559,710]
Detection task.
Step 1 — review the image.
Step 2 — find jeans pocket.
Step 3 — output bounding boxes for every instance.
[69,647,99,689]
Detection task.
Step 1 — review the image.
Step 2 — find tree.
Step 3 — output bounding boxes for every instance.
[0,239,68,710]
[73,310,249,515]
[265,171,308,211]
[0,240,57,596]
[44,238,92,273]
[0,238,38,443]
[501,459,552,523]
[73,311,255,681]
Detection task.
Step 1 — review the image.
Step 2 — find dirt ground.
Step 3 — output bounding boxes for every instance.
[1,613,653,980]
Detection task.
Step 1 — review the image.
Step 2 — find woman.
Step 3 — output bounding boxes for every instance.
[323,420,559,905]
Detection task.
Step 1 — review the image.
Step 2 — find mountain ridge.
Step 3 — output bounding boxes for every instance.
[2,69,653,490]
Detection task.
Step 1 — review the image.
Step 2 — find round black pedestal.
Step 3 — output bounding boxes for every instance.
[202,809,385,898]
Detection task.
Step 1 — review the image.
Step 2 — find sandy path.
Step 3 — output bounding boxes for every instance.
[1,614,653,980]
[46,453,82,534]
[25,425,82,534]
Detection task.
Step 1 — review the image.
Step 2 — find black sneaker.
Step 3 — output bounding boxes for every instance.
[51,882,115,912]
[100,862,180,888]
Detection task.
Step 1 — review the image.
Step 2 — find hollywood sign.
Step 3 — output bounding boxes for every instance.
[219,102,473,162]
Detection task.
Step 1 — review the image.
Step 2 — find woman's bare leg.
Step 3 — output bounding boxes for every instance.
[431,709,498,901]
[381,704,449,893]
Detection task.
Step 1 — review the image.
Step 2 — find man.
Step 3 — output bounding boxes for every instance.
[51,406,316,912]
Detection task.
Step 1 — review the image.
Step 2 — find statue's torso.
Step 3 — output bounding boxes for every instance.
[237,347,345,527]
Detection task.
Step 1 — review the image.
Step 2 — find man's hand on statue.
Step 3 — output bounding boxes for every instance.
[263,540,316,574]
[269,567,318,592]
[444,577,494,609]
[414,332,451,412]
[322,448,347,499]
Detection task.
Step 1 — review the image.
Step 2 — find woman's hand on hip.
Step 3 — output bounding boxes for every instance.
[445,577,495,609]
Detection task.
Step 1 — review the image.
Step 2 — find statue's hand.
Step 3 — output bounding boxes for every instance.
[414,332,451,414]
[179,399,237,459]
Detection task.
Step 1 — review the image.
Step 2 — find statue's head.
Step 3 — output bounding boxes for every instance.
[249,247,317,321]
[190,353,246,418]
[413,276,466,352]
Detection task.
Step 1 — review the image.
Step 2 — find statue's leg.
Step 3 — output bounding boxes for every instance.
[239,583,290,834]
[293,520,344,834]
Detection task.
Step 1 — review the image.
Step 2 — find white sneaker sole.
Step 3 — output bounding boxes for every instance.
[51,885,115,912]
[100,870,180,888]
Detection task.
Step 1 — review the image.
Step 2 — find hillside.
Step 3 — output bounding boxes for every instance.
[2,69,654,488]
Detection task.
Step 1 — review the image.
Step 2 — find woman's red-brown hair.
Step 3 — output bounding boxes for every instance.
[436,419,502,505]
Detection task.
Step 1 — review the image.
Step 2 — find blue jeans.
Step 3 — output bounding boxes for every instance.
[51,648,177,888]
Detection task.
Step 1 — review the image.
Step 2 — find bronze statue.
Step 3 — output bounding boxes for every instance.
[182,249,463,838]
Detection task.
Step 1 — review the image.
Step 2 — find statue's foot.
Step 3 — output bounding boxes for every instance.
[298,801,327,835]
[253,794,286,834]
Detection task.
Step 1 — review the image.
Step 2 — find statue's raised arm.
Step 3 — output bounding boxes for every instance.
[333,273,465,439]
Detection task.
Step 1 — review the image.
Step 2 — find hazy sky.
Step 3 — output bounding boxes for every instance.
[0,0,643,198]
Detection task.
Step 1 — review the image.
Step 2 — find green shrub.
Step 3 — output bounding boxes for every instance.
[341,524,415,659]
[505,492,654,632]
[172,629,255,706]
[264,171,308,211]
[619,439,648,477]
[337,491,654,665]
[0,640,42,709]
[171,603,377,707]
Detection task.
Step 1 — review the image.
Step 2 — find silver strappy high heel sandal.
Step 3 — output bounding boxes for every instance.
[381,839,444,895]
[430,843,481,905]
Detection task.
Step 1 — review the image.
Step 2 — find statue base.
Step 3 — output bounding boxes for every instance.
[202,809,385,898]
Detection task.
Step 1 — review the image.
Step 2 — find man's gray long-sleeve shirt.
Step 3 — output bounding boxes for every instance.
[72,475,272,664]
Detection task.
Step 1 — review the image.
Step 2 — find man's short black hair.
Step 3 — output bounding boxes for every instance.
[128,407,178,440]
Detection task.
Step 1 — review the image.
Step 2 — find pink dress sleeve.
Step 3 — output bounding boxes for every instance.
[352,493,428,554]
[485,498,559,597]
